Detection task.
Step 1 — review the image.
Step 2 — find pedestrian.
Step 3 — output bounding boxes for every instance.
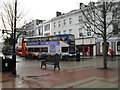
[54,53,60,70]
[54,53,61,61]
[110,49,114,61]
[76,50,80,61]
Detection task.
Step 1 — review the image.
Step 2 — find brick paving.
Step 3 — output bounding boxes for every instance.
[0,56,119,89]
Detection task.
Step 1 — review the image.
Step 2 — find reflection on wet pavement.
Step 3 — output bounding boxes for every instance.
[1,56,119,88]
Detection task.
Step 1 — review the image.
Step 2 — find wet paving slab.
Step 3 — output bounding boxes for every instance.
[1,67,119,88]
[1,56,120,88]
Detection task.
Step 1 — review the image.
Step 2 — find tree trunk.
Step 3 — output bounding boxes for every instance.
[103,2,108,69]
[103,40,107,69]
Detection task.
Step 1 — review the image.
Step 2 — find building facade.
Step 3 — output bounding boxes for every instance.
[50,10,96,56]
[43,20,51,36]
[21,19,44,37]
[18,1,120,56]
[95,1,120,56]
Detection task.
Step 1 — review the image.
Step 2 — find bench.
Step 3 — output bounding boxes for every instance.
[41,55,60,70]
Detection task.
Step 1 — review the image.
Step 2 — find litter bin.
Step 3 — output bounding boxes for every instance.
[0,57,14,72]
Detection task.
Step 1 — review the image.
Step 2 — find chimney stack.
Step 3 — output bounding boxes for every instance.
[80,3,83,7]
[56,11,62,17]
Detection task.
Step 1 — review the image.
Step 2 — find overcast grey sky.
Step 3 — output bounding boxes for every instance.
[0,0,98,26]
[0,0,98,41]
[19,0,98,21]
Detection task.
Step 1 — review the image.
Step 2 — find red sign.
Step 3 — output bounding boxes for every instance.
[88,46,90,55]
[82,46,85,55]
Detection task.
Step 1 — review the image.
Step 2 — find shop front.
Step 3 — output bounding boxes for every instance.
[76,45,93,56]
[97,38,120,56]
[75,37,96,56]
[116,41,120,55]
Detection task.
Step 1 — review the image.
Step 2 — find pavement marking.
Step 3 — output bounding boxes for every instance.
[67,79,97,88]
[54,77,96,88]
[75,80,118,88]
[96,77,118,83]
[54,77,118,88]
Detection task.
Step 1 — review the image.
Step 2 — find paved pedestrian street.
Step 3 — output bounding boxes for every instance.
[0,56,119,89]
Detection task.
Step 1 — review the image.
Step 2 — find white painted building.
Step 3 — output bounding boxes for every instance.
[95,1,120,56]
[21,19,44,37]
[17,19,44,48]
[50,9,96,56]
[43,20,51,36]
[18,1,120,56]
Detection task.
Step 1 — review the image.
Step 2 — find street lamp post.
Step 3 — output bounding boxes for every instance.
[12,0,17,75]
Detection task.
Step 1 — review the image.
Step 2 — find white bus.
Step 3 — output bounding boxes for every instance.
[17,34,76,57]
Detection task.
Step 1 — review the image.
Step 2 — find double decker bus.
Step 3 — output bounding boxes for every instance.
[17,34,76,57]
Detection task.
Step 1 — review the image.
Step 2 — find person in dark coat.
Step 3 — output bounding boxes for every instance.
[54,53,60,70]
[76,50,80,61]
[54,53,61,62]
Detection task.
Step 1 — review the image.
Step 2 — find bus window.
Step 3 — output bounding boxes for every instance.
[46,37,49,41]
[60,36,66,41]
[49,37,52,41]
[41,37,45,42]
[43,47,48,52]
[56,36,60,41]
[28,48,33,52]
[41,47,48,52]
[28,48,40,52]
[52,37,57,41]
[34,48,40,52]
[62,47,68,52]
[69,35,74,41]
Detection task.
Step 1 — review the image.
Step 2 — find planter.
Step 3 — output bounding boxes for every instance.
[0,57,14,72]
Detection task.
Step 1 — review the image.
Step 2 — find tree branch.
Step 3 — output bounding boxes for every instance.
[1,14,7,30]
[84,21,104,38]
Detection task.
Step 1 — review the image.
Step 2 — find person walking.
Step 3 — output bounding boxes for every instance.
[110,49,114,61]
[54,53,60,70]
[76,50,80,61]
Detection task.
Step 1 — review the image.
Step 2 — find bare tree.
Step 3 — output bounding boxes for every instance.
[0,0,27,56]
[0,0,26,33]
[80,1,120,69]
